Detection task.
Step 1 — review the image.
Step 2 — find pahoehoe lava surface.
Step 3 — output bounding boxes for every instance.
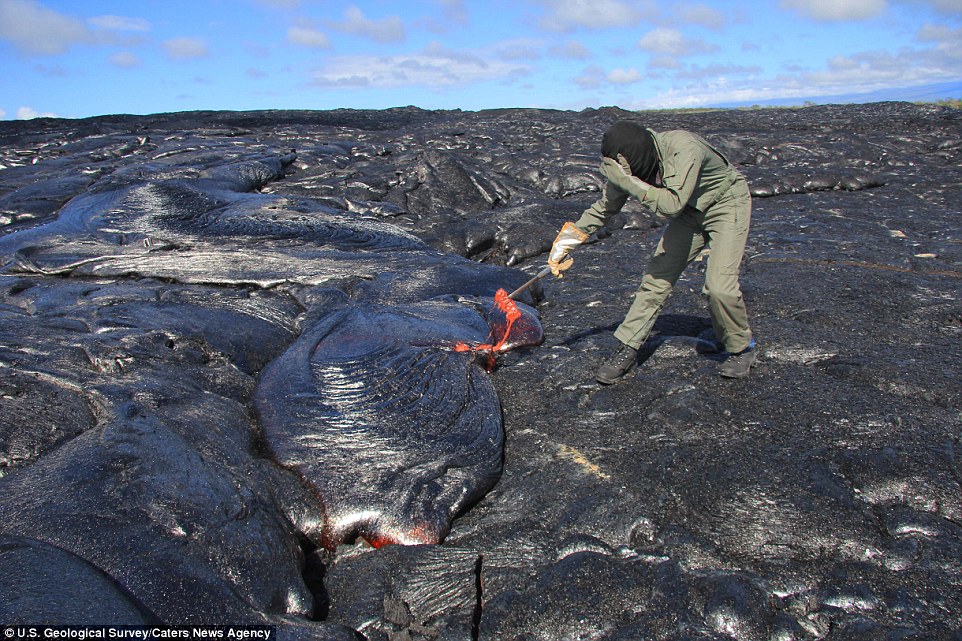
[254,296,542,550]
[0,102,960,639]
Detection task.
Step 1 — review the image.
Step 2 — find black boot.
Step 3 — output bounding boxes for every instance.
[596,343,638,384]
[719,346,757,378]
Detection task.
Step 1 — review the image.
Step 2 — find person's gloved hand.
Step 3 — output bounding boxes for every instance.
[548,222,589,277]
[600,153,652,200]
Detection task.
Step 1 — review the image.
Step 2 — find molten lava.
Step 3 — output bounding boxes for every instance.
[453,289,523,364]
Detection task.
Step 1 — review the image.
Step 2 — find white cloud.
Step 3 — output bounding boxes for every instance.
[286,26,331,49]
[163,37,210,60]
[893,0,962,12]
[496,39,544,61]
[638,28,719,57]
[572,64,645,87]
[607,67,642,84]
[535,0,649,31]
[648,56,683,70]
[679,3,727,30]
[573,65,605,89]
[780,0,888,21]
[550,40,591,60]
[17,106,58,119]
[916,22,962,47]
[674,62,763,80]
[310,43,527,89]
[916,26,962,75]
[638,28,686,55]
[0,108,6,119]
[636,31,962,109]
[925,0,962,11]
[109,51,142,68]
[436,0,468,25]
[0,0,94,55]
[88,15,150,32]
[785,52,909,94]
[767,19,959,98]
[327,6,405,44]
[611,4,961,110]
[419,0,469,33]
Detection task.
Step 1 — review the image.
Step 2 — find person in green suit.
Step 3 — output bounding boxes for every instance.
[548,120,757,383]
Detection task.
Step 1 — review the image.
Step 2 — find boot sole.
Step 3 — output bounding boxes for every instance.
[719,368,751,379]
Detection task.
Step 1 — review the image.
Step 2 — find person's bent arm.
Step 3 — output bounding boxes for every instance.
[640,138,702,217]
[572,182,629,235]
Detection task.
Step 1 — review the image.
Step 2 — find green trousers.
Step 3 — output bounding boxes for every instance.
[613,177,753,353]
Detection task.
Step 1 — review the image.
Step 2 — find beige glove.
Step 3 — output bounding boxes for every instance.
[548,222,589,277]
[600,153,652,200]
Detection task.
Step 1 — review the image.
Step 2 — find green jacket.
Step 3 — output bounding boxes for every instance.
[574,129,739,236]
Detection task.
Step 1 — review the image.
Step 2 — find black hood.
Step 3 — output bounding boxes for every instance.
[601,121,659,183]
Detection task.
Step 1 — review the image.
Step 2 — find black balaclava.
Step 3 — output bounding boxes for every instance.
[601,120,659,183]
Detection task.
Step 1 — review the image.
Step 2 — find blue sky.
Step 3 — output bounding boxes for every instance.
[1,0,960,119]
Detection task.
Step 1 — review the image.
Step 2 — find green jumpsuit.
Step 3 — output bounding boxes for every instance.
[573,129,754,354]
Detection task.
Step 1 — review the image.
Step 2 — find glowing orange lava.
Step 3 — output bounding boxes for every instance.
[453,289,522,359]
[362,522,440,548]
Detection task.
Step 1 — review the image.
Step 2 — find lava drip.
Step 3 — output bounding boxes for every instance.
[454,289,524,368]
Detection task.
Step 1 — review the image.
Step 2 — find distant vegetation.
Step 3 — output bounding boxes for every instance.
[933,98,962,109]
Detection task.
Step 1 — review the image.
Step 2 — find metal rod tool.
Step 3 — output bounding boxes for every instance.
[507,266,552,300]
